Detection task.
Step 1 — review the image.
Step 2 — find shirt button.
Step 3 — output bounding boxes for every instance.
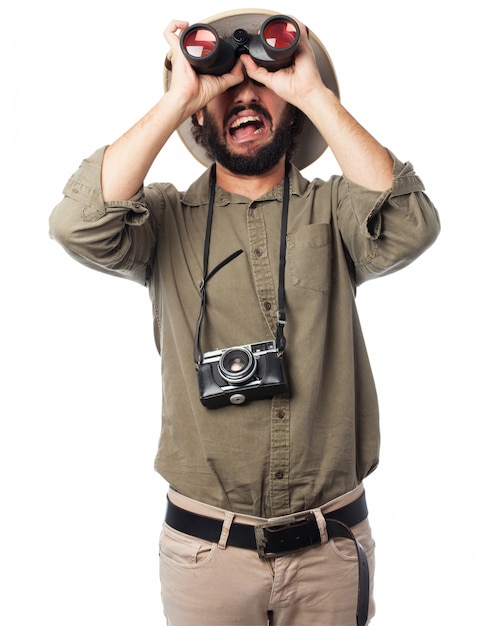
[275,471,284,480]
[264,301,272,311]
[276,410,285,419]
[254,248,263,257]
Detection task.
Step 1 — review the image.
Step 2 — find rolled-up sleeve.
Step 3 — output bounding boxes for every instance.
[337,152,440,285]
[49,147,159,286]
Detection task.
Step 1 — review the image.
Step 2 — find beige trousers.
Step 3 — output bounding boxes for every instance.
[159,484,375,626]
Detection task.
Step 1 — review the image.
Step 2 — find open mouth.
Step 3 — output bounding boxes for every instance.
[228,113,268,143]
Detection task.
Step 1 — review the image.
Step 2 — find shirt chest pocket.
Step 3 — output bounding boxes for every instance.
[287,223,333,295]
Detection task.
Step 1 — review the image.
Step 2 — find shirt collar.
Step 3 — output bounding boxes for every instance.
[181,163,308,208]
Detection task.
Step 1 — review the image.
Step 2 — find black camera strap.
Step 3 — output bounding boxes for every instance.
[194,163,290,365]
[276,164,290,356]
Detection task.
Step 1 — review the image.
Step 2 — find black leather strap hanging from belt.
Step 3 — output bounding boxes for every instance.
[166,490,370,626]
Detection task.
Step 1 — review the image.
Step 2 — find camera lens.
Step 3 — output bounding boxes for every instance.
[262,18,298,50]
[219,347,257,384]
[227,353,247,372]
[182,27,218,58]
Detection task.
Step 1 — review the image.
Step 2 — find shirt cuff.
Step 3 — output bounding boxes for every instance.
[345,151,426,240]
[62,146,150,226]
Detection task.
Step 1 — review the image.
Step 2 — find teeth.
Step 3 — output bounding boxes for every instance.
[230,115,261,129]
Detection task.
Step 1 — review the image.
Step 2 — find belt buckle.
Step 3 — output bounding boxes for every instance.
[254,515,298,559]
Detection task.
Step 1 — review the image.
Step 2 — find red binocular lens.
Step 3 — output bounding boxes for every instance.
[180,15,300,75]
[182,27,218,59]
[262,19,298,50]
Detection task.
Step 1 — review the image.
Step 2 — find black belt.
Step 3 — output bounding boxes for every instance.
[165,491,370,626]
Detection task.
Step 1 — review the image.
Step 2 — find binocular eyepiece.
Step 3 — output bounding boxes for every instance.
[180,15,300,76]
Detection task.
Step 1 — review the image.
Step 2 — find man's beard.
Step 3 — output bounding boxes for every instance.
[198,104,296,176]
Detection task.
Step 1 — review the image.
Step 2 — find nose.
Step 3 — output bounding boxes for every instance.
[231,75,262,104]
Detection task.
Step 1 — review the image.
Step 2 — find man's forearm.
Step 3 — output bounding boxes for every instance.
[101,93,189,201]
[300,87,394,191]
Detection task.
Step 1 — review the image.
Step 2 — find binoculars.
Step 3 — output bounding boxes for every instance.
[180,15,300,75]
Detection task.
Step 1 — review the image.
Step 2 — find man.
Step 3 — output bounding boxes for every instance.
[49,9,440,626]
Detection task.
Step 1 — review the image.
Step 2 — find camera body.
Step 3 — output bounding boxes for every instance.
[180,15,300,76]
[197,340,288,409]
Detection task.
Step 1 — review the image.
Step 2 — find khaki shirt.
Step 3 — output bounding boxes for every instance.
[49,147,440,517]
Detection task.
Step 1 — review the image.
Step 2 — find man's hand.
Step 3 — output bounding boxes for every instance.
[164,20,245,119]
[238,20,326,110]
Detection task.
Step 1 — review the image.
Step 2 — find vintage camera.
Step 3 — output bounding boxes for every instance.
[197,340,288,409]
[180,15,300,75]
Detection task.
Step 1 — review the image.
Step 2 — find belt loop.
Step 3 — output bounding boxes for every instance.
[218,511,235,549]
[312,508,328,544]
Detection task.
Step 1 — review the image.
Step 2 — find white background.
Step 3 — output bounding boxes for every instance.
[2,0,500,624]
